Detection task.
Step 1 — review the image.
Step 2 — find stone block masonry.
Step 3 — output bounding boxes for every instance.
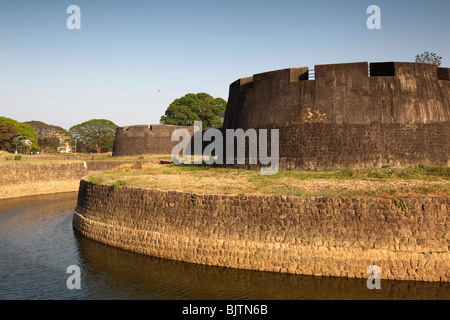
[224,62,450,129]
[220,62,450,170]
[113,125,195,157]
[111,62,450,170]
[73,180,450,282]
[0,161,147,199]
[276,122,450,170]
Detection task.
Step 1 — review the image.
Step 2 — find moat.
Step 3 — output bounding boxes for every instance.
[0,192,449,300]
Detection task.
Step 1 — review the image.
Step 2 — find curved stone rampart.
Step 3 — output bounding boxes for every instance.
[111,62,450,170]
[73,180,450,282]
[224,62,450,129]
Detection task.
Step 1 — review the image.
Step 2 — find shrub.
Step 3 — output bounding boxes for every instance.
[113,180,128,190]
[393,199,408,212]
[191,194,198,206]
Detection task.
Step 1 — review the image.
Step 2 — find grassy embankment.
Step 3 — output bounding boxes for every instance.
[86,162,450,199]
[0,151,171,163]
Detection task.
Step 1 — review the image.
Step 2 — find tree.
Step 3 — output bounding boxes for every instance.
[0,116,40,153]
[25,121,74,154]
[160,93,227,128]
[415,51,442,66]
[37,136,62,154]
[0,119,18,151]
[69,119,119,154]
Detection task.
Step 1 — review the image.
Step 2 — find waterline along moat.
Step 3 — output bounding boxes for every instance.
[1,192,449,300]
[73,179,449,283]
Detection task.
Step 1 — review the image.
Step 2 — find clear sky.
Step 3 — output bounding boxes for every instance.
[0,0,449,130]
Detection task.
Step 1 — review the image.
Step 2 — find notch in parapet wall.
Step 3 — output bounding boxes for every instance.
[121,125,152,133]
[289,67,309,82]
[239,76,254,90]
[437,68,450,81]
[380,62,441,80]
[370,62,440,79]
[241,67,310,88]
[370,62,395,77]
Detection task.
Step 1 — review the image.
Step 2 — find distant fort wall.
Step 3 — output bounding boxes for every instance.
[112,125,194,157]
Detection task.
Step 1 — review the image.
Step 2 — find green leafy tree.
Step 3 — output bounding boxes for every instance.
[415,51,442,66]
[160,93,227,128]
[25,121,74,153]
[0,116,40,153]
[0,119,18,151]
[69,119,119,154]
[37,136,62,153]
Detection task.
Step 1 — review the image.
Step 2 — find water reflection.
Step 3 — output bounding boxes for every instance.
[75,233,450,300]
[0,193,448,300]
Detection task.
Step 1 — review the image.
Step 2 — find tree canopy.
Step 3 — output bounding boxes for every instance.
[0,119,18,151]
[160,93,227,128]
[25,120,71,138]
[69,119,119,154]
[25,120,73,153]
[0,116,40,153]
[415,51,442,66]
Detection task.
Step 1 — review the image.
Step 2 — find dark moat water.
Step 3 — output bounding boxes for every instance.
[0,192,448,300]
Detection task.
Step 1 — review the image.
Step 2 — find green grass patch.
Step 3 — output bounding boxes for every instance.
[113,179,128,190]
[86,164,450,198]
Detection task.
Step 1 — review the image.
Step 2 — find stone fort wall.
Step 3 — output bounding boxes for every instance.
[226,122,450,170]
[112,62,450,169]
[112,125,194,157]
[223,62,450,169]
[73,180,450,282]
[224,62,450,129]
[0,160,153,199]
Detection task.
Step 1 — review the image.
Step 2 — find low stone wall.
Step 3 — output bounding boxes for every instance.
[73,180,450,282]
[0,161,140,199]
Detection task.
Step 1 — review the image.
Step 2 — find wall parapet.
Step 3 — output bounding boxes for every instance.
[73,180,450,282]
[224,61,450,129]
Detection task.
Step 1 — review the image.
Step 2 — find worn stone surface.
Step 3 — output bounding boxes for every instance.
[0,161,147,199]
[224,62,450,128]
[73,180,450,282]
[113,125,195,156]
[221,62,450,169]
[111,62,450,170]
[227,122,450,170]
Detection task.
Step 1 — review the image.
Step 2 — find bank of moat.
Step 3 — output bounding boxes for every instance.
[73,180,449,283]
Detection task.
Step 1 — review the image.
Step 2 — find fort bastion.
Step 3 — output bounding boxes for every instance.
[113,62,450,169]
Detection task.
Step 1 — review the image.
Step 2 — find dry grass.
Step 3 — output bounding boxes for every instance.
[86,163,450,198]
[0,152,172,163]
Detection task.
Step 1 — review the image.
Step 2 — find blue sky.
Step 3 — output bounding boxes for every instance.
[0,0,449,130]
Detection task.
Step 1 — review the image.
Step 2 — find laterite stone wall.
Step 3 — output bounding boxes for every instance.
[73,180,450,282]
